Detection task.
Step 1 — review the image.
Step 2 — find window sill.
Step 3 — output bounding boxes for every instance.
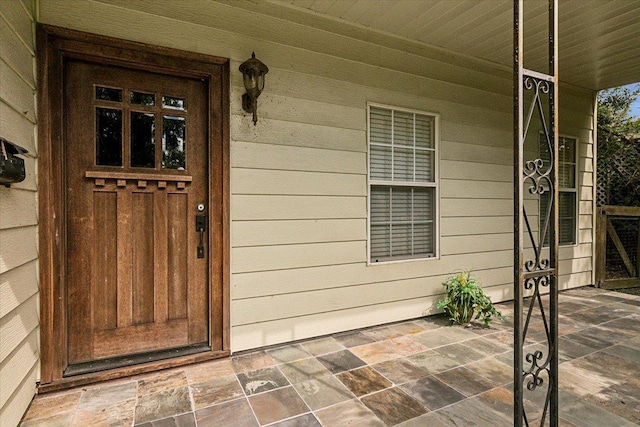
[367,254,439,266]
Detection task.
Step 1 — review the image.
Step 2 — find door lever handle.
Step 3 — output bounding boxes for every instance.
[196,215,206,258]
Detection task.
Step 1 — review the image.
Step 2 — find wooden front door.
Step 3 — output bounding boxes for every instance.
[38,25,229,389]
[63,59,211,375]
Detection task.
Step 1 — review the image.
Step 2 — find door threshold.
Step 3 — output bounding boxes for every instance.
[38,348,230,394]
[64,343,211,377]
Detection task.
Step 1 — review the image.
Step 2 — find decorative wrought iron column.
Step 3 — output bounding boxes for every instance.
[514,0,559,426]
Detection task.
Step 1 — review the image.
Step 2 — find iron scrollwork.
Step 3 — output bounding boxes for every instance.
[514,1,559,426]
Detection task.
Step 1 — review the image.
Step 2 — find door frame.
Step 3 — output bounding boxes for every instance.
[36,24,230,392]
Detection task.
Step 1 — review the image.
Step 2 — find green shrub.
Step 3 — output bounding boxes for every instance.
[437,271,505,327]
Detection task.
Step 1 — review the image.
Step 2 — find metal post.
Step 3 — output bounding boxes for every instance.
[513,0,524,424]
[549,0,560,424]
[514,0,559,425]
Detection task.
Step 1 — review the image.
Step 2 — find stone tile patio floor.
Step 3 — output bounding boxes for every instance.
[20,286,640,426]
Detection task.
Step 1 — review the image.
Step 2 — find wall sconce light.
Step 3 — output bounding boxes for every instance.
[239,52,269,126]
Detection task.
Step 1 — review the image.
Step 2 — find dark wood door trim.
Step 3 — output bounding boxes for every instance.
[36,24,230,391]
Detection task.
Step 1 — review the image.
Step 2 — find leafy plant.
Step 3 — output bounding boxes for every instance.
[437,271,504,327]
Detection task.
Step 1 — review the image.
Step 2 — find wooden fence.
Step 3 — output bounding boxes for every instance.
[596,206,640,289]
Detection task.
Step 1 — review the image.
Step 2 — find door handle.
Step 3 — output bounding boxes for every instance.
[196,214,206,258]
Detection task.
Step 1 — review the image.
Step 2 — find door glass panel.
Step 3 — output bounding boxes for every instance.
[162,96,186,110]
[130,91,155,106]
[131,112,155,168]
[96,107,123,166]
[162,115,186,170]
[95,86,122,102]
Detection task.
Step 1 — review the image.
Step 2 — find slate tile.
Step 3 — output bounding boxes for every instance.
[425,396,512,426]
[396,412,456,427]
[361,387,427,426]
[293,374,354,410]
[190,374,243,410]
[248,386,310,425]
[612,372,640,400]
[278,358,330,384]
[236,366,290,395]
[184,359,235,384]
[627,335,640,350]
[195,398,258,427]
[576,351,640,381]
[400,376,465,410]
[585,385,640,424]
[137,371,187,398]
[336,366,392,397]
[316,349,366,374]
[22,391,82,421]
[601,316,640,334]
[333,331,375,348]
[301,337,345,356]
[19,413,74,427]
[559,336,597,362]
[412,314,450,329]
[479,331,513,349]
[557,299,591,313]
[586,325,634,344]
[315,399,385,427]
[620,298,640,307]
[350,341,401,364]
[362,326,403,341]
[413,327,477,349]
[269,413,322,427]
[435,366,495,397]
[134,387,191,425]
[390,321,427,335]
[267,344,312,363]
[569,310,625,326]
[463,336,511,356]
[558,362,617,396]
[561,400,638,427]
[231,351,276,374]
[78,381,137,408]
[381,336,428,356]
[475,387,514,419]
[558,314,590,335]
[134,411,196,427]
[465,357,513,386]
[372,358,428,385]
[406,350,459,375]
[75,397,136,427]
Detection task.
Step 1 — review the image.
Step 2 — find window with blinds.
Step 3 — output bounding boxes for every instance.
[539,135,578,246]
[368,105,438,262]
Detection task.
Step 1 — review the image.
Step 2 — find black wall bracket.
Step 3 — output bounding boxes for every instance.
[0,137,29,188]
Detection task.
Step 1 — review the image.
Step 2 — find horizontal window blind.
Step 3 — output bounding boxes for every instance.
[540,191,576,246]
[369,106,437,262]
[539,136,577,246]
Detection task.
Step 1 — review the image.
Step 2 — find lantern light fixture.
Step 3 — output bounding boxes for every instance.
[239,52,269,125]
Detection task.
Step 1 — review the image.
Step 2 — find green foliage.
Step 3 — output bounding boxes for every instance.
[437,271,504,327]
[597,85,640,206]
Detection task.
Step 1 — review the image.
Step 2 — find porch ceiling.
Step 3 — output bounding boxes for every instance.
[271,0,640,91]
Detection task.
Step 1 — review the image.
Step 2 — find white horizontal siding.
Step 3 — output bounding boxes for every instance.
[233,251,514,300]
[232,195,366,220]
[0,260,38,319]
[38,0,595,354]
[0,1,38,426]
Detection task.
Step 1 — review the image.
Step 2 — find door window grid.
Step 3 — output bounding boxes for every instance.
[93,85,188,170]
[369,105,438,262]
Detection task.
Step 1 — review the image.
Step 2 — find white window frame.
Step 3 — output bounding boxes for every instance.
[540,133,579,247]
[367,102,440,265]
